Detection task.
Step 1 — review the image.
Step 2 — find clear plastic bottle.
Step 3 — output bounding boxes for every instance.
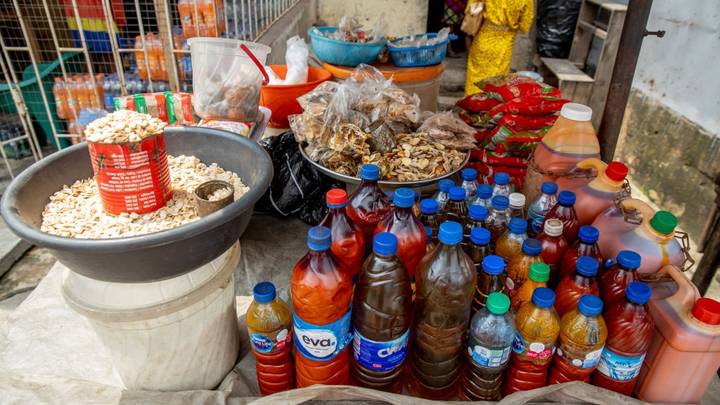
[492,172,512,199]
[503,288,561,395]
[495,217,528,261]
[537,219,568,286]
[505,238,543,299]
[545,190,580,244]
[512,262,550,311]
[486,195,511,245]
[508,193,526,219]
[319,189,366,280]
[461,167,479,202]
[548,294,607,384]
[375,188,427,279]
[555,256,600,317]
[246,282,294,395]
[347,164,391,239]
[408,221,476,399]
[527,182,558,236]
[599,250,641,307]
[442,186,468,225]
[471,183,493,208]
[425,226,434,252]
[134,35,148,80]
[558,225,602,282]
[461,292,516,401]
[418,198,440,241]
[52,78,68,120]
[433,179,454,211]
[352,232,412,393]
[465,204,488,236]
[291,226,353,387]
[473,254,505,313]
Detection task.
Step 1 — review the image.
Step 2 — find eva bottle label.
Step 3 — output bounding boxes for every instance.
[293,310,352,361]
[596,348,645,381]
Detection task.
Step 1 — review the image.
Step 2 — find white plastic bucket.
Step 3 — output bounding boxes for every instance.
[62,243,241,391]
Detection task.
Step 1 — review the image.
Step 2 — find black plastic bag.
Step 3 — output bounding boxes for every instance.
[536,0,582,58]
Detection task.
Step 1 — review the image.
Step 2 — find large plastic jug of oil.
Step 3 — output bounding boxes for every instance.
[566,158,629,225]
[592,197,644,256]
[635,265,720,403]
[523,103,600,203]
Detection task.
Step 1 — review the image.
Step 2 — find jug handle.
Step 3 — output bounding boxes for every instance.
[575,158,607,172]
[657,264,699,311]
[620,198,654,225]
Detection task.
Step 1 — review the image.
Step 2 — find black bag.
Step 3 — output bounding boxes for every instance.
[536,0,582,58]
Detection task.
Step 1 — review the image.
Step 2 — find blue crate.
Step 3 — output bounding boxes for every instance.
[388,33,456,67]
[308,26,386,67]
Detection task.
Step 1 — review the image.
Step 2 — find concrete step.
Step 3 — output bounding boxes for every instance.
[440,54,468,94]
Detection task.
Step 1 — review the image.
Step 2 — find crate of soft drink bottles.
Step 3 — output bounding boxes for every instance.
[242,102,720,403]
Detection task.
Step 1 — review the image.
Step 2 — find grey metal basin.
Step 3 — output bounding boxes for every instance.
[1,126,273,283]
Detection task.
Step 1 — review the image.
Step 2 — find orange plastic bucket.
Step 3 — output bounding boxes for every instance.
[260,65,332,128]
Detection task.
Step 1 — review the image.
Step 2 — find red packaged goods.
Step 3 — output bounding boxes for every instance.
[115,92,195,124]
[477,74,536,97]
[498,114,558,132]
[493,81,562,103]
[489,96,569,118]
[456,93,502,113]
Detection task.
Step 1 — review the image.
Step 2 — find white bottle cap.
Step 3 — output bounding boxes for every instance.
[544,219,564,237]
[560,103,593,122]
[509,192,526,208]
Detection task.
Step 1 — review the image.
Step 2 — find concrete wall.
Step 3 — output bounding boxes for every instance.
[316,0,429,37]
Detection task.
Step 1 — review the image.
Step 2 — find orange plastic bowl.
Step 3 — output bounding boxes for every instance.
[260,65,332,128]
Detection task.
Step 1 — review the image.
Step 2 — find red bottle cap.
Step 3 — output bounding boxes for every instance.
[692,298,720,325]
[326,189,348,206]
[606,161,629,182]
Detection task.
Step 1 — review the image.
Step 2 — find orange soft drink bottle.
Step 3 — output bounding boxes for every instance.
[291,226,353,387]
[319,189,365,281]
[177,0,197,37]
[346,164,391,239]
[52,77,68,119]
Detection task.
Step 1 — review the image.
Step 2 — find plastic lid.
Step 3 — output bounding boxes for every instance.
[253,281,276,303]
[558,190,576,206]
[492,195,509,210]
[532,287,556,308]
[522,238,542,255]
[578,225,599,243]
[449,186,466,202]
[476,184,493,199]
[560,103,592,121]
[626,281,651,305]
[541,182,558,195]
[650,211,678,235]
[509,217,528,234]
[326,188,348,208]
[393,188,415,208]
[578,294,603,316]
[373,232,398,256]
[606,161,629,182]
[438,221,463,245]
[471,227,491,245]
[461,168,478,181]
[692,298,720,325]
[543,219,564,237]
[420,198,439,214]
[438,179,454,192]
[360,164,380,181]
[617,250,641,270]
[529,262,550,282]
[469,204,489,221]
[509,192,526,208]
[486,292,511,315]
[576,256,599,277]
[495,172,510,185]
[482,255,505,275]
[307,226,332,251]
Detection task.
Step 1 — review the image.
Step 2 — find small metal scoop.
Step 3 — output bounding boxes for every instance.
[194,180,235,217]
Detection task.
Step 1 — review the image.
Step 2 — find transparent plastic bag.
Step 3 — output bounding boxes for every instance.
[283,36,309,85]
[417,111,477,150]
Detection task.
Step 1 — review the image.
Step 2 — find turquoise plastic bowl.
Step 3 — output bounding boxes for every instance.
[308,26,386,67]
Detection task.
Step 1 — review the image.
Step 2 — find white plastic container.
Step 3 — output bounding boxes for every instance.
[62,243,241,391]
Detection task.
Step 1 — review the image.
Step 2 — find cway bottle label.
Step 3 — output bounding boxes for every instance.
[352,328,409,372]
[293,310,352,362]
[557,346,604,369]
[596,349,645,381]
[249,328,291,354]
[468,336,511,368]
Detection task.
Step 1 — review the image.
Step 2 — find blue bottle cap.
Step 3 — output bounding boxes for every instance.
[626,281,651,305]
[491,195,509,210]
[578,225,599,243]
[578,294,603,317]
[449,186,466,202]
[532,287,556,308]
[509,217,528,234]
[576,256,599,277]
[420,198,439,214]
[307,226,332,251]
[541,182,558,195]
[470,227,491,245]
[393,188,415,208]
[482,255,505,275]
[359,164,380,181]
[438,179,454,193]
[476,184,493,199]
[495,172,510,185]
[617,250,642,270]
[438,221,463,245]
[522,238,542,255]
[373,232,398,256]
[469,204,489,221]
[558,190,576,206]
[461,168,478,181]
[253,281,276,303]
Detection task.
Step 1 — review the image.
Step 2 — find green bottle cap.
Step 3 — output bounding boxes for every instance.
[528,262,550,282]
[486,292,511,315]
[650,211,678,235]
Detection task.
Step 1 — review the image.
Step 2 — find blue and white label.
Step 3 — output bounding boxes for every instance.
[557,346,604,369]
[293,310,352,362]
[352,329,409,372]
[468,336,511,368]
[596,349,645,381]
[250,334,275,353]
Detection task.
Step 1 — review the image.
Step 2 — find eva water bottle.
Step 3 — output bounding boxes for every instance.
[544,190,579,244]
[527,181,558,236]
[486,195,511,245]
[555,256,600,317]
[442,186,468,224]
[347,164,391,238]
[461,167,478,201]
[319,189,366,279]
[505,238,543,299]
[495,217,528,261]
[599,250,641,306]
[473,254,505,313]
[558,225,602,282]
[375,188,427,278]
[465,204,489,235]
[418,198,440,240]
[433,179,454,210]
[492,172,512,198]
[471,183,493,209]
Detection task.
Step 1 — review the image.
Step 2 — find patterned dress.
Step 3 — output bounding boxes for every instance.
[464,0,534,95]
